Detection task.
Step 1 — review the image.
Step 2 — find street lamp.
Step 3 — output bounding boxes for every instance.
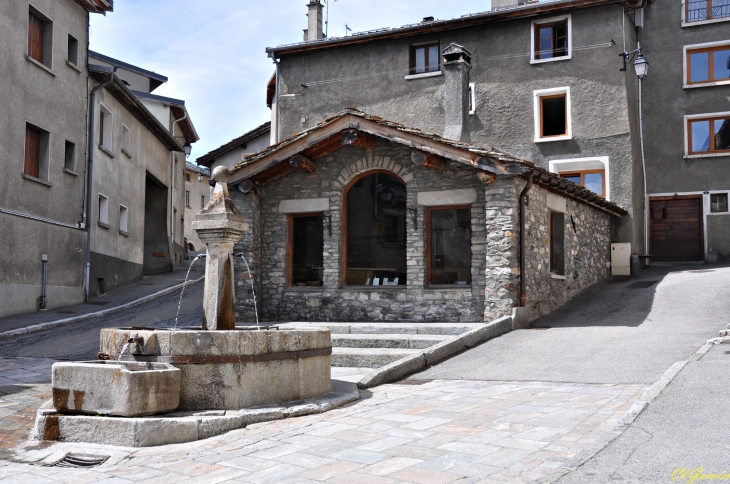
[634,52,649,79]
[183,141,192,158]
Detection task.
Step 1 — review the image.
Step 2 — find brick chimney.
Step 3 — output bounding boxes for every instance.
[442,43,472,143]
[304,1,324,41]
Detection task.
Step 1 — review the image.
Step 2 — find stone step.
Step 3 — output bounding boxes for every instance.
[331,333,450,349]
[279,322,481,336]
[331,347,421,368]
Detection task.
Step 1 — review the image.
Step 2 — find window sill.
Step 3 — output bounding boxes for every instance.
[426,285,472,290]
[550,273,566,280]
[286,286,325,292]
[708,211,730,215]
[119,230,129,237]
[67,61,82,73]
[684,152,730,159]
[682,17,730,28]
[63,168,79,176]
[121,148,132,158]
[98,221,110,229]
[683,80,730,89]
[404,71,442,81]
[22,174,53,187]
[99,144,115,158]
[535,135,572,143]
[26,55,55,76]
[342,286,407,291]
[530,55,572,65]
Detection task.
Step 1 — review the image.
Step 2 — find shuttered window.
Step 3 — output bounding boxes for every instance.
[24,125,41,178]
[28,11,44,63]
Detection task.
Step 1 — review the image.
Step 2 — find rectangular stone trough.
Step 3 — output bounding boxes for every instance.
[52,361,181,417]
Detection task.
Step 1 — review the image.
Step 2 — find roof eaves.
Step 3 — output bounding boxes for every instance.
[89,51,168,83]
[196,121,271,166]
[131,90,184,107]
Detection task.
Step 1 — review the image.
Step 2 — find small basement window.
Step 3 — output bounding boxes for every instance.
[64,140,75,171]
[534,87,571,142]
[289,214,324,287]
[24,123,50,181]
[67,34,78,66]
[687,114,730,154]
[410,42,440,75]
[28,6,53,68]
[550,211,565,276]
[428,207,472,286]
[532,16,571,63]
[119,205,128,233]
[98,194,109,226]
[711,193,728,212]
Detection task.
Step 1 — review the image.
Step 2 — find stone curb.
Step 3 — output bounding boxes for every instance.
[534,358,693,484]
[0,276,204,342]
[31,380,360,448]
[356,316,513,389]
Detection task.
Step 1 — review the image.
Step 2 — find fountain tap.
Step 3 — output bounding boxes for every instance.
[128,336,144,345]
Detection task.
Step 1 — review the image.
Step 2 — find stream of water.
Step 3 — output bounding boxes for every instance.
[239,254,260,327]
[117,341,131,363]
[173,254,204,329]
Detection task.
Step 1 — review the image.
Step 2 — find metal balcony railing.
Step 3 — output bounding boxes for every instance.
[686,0,730,22]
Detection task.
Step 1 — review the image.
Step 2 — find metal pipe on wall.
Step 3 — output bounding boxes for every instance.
[519,172,534,308]
[40,254,48,310]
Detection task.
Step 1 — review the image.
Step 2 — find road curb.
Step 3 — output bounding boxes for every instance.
[356,316,513,389]
[535,357,695,484]
[0,276,204,342]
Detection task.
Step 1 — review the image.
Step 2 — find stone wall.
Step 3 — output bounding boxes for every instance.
[523,183,612,321]
[232,139,489,322]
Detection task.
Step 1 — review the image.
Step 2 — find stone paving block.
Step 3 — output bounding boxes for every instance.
[328,471,397,484]
[243,463,306,484]
[416,451,479,472]
[295,460,365,480]
[329,448,391,465]
[219,455,279,472]
[357,436,413,452]
[358,456,423,476]
[389,466,462,484]
[272,452,333,469]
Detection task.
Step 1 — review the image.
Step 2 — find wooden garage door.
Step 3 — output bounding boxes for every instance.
[650,197,703,262]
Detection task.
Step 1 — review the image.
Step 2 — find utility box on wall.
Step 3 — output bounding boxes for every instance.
[611,243,631,276]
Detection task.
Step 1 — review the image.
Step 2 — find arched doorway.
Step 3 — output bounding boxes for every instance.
[343,171,407,286]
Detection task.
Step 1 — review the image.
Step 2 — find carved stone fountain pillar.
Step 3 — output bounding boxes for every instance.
[192,167,247,330]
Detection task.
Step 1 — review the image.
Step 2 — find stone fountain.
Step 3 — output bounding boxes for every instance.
[33,167,345,447]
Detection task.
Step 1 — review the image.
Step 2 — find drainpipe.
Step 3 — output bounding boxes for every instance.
[273,57,280,144]
[519,172,534,308]
[40,254,48,310]
[84,69,115,302]
[170,110,187,253]
[638,71,649,255]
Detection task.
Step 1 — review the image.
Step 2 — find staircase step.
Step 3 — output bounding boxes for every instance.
[332,333,450,349]
[280,322,481,335]
[331,347,420,368]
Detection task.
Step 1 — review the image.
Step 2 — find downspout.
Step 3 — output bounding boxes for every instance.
[274,57,280,144]
[519,172,534,308]
[84,70,115,302]
[170,110,187,255]
[637,43,649,254]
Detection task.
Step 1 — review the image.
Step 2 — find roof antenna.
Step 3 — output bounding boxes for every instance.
[324,0,339,38]
[345,24,352,36]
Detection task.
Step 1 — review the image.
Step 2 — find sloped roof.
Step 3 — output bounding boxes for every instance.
[196,121,271,167]
[230,108,627,216]
[185,162,210,177]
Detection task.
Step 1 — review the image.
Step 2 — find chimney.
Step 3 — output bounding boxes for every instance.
[305,1,324,41]
[442,43,472,143]
[491,0,527,10]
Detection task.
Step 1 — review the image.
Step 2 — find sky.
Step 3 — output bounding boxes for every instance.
[89,1,492,161]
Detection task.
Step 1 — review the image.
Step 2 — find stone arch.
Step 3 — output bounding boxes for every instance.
[333,150,415,191]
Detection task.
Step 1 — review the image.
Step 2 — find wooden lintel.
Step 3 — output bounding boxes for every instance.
[252,162,297,186]
[411,150,445,171]
[289,154,316,174]
[476,171,497,185]
[341,129,376,149]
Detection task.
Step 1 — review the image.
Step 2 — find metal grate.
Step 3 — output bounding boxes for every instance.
[51,454,109,468]
[629,281,658,289]
[686,0,730,22]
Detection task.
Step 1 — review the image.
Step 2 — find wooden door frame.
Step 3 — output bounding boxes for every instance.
[425,205,473,287]
[649,195,704,261]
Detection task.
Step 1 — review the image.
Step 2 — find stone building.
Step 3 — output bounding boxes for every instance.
[0,0,112,318]
[227,109,625,324]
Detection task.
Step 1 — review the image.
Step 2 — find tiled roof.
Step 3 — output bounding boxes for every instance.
[231,108,627,217]
[196,122,271,167]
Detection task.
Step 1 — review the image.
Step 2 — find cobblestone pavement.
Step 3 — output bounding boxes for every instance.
[0,357,646,484]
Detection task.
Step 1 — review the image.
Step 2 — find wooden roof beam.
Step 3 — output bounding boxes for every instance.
[290,154,316,174]
[252,161,297,186]
[342,129,376,149]
[411,149,445,171]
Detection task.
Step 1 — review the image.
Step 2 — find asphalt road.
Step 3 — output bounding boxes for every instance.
[0,281,204,361]
[414,265,730,384]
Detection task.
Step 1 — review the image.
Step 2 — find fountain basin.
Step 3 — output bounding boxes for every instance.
[99,328,332,411]
[52,361,181,417]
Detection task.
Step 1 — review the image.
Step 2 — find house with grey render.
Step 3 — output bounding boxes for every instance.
[196,121,271,173]
[0,0,112,318]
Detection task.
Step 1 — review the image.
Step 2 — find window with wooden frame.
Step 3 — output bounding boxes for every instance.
[28,6,52,68]
[410,42,440,75]
[288,214,324,287]
[344,171,407,286]
[686,44,730,84]
[24,123,50,181]
[532,16,570,62]
[687,114,730,154]
[185,190,190,208]
[185,173,191,182]
[685,0,730,23]
[711,193,728,212]
[98,194,109,226]
[550,211,565,276]
[534,87,571,142]
[560,170,606,197]
[427,207,471,286]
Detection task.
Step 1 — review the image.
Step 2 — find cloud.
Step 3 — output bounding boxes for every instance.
[91,1,491,159]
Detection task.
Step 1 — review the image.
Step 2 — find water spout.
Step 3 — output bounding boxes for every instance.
[117,341,131,363]
[237,254,259,328]
[173,254,205,330]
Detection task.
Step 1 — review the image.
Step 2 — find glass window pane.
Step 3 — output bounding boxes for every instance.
[430,208,471,285]
[554,24,568,57]
[538,26,553,59]
[291,215,324,286]
[428,45,439,72]
[346,173,407,285]
[690,52,710,82]
[713,48,730,81]
[714,117,730,150]
[584,173,604,196]
[691,120,711,152]
[687,0,709,22]
[415,47,425,73]
[562,174,581,185]
[541,95,567,137]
